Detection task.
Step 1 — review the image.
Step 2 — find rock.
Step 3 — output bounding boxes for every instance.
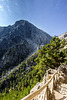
[59,32,67,41]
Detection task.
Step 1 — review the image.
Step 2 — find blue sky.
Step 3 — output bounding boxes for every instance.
[0,0,67,36]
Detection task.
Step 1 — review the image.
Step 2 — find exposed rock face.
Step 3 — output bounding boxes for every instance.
[59,32,67,50]
[59,32,67,41]
[0,20,52,68]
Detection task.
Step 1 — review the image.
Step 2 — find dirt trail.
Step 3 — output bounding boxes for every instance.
[54,65,67,100]
[54,83,67,100]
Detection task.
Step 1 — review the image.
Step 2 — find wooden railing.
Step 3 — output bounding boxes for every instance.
[21,68,60,100]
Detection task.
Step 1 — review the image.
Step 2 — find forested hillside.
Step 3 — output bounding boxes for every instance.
[0,37,67,100]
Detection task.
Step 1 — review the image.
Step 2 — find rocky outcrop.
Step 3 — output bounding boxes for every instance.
[59,32,67,41]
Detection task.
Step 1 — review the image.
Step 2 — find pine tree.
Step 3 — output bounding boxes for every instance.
[35,37,65,71]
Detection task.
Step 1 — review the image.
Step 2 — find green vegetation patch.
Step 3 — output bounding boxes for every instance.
[0,37,67,100]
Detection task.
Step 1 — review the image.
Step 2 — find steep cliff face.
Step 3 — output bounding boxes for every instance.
[0,20,52,68]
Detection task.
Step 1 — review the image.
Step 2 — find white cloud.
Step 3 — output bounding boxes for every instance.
[0,5,3,11]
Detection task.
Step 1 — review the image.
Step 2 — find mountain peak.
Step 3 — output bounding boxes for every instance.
[0,20,52,69]
[14,20,28,26]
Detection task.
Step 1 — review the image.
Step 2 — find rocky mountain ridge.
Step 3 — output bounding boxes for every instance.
[0,20,52,69]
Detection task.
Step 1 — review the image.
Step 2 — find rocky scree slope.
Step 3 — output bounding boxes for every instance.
[0,20,52,69]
